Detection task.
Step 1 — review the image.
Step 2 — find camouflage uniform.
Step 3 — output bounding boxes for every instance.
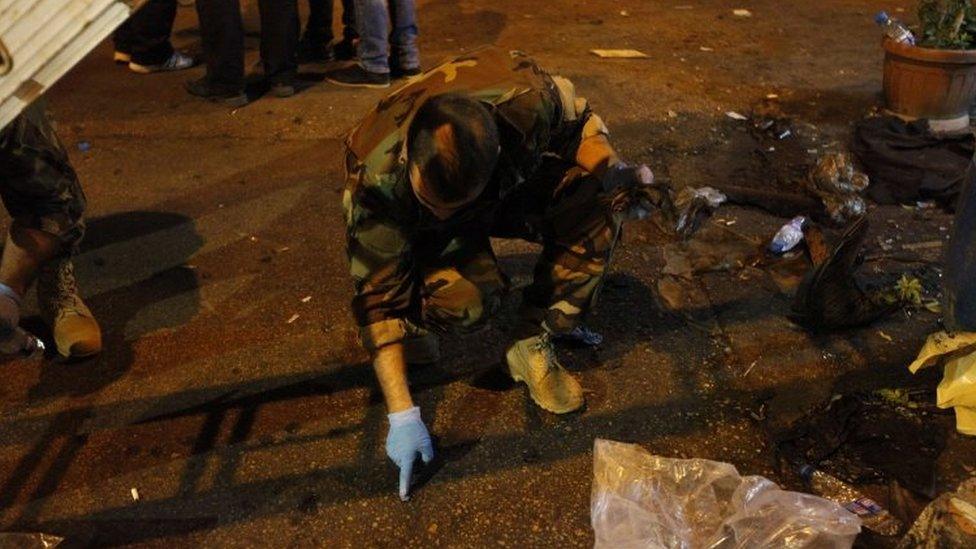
[343,46,619,352]
[0,103,86,249]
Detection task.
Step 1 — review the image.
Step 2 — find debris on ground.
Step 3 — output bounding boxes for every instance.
[909,331,976,436]
[556,325,604,347]
[853,116,974,207]
[790,217,900,332]
[802,152,869,225]
[672,186,726,237]
[777,392,947,500]
[769,216,807,254]
[897,477,976,548]
[589,49,648,58]
[725,110,748,121]
[732,9,753,17]
[591,439,861,548]
[799,463,904,536]
[0,533,64,548]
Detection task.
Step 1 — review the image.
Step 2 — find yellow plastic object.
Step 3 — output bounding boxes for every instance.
[908,331,976,435]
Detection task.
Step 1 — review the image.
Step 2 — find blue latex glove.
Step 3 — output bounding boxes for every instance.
[386,406,434,501]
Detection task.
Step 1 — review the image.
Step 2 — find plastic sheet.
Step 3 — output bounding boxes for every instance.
[909,331,976,435]
[591,439,861,548]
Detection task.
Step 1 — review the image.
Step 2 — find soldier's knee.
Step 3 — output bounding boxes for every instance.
[424,276,495,331]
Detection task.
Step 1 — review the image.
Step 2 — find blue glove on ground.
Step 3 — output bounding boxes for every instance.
[386,406,434,501]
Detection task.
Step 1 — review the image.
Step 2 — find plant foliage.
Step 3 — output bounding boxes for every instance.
[918,0,976,49]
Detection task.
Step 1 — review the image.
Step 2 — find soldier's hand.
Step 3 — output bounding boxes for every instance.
[386,406,434,501]
[602,163,666,220]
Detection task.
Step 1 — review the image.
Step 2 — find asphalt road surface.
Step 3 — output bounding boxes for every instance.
[1,1,974,546]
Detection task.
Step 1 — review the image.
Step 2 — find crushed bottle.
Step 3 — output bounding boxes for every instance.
[770,216,807,254]
[799,464,904,536]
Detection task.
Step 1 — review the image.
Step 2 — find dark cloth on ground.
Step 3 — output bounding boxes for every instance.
[852,116,974,207]
[0,104,86,249]
[776,393,947,499]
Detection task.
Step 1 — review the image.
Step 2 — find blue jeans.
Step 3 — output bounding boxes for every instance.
[354,0,419,74]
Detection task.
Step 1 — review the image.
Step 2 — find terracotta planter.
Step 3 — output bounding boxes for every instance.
[882,38,976,131]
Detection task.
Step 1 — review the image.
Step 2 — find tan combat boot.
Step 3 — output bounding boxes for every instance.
[505,333,584,414]
[38,257,102,358]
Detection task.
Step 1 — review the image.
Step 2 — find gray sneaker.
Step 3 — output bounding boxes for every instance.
[129,51,195,74]
[505,334,584,414]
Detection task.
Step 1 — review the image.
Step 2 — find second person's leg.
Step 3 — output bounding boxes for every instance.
[258,0,300,95]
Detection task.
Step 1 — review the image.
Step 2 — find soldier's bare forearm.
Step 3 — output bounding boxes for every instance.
[576,134,620,179]
[373,343,415,413]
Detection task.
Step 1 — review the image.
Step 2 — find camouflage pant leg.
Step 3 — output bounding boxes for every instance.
[420,236,507,334]
[0,103,86,250]
[517,163,621,335]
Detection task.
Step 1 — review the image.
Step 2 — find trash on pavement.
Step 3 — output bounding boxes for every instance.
[897,477,976,548]
[732,9,753,17]
[589,49,648,59]
[777,392,947,502]
[852,116,974,207]
[769,216,807,254]
[76,141,91,153]
[803,152,869,226]
[0,533,64,548]
[591,439,861,548]
[909,331,976,436]
[799,464,904,536]
[130,487,140,501]
[726,111,749,121]
[875,11,916,45]
[790,217,900,332]
[556,325,603,347]
[672,186,727,238]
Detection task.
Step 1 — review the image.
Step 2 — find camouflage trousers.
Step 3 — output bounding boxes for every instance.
[0,103,86,249]
[418,158,621,337]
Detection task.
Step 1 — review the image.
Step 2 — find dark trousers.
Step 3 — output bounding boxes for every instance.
[305,0,357,44]
[195,0,299,91]
[113,0,177,65]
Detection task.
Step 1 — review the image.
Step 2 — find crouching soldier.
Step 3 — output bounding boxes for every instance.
[0,103,101,359]
[343,47,697,499]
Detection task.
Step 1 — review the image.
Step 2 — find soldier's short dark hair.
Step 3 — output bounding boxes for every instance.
[407,93,500,207]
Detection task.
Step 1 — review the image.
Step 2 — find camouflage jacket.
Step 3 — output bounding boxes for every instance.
[343,46,609,351]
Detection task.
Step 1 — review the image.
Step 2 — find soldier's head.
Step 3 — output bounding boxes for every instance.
[407,93,500,219]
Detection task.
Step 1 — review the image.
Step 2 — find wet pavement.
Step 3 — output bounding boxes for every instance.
[2,0,975,546]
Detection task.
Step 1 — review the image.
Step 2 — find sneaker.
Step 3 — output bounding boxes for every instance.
[37,257,102,359]
[185,78,248,107]
[113,51,132,64]
[505,334,584,414]
[392,66,422,79]
[129,51,195,74]
[403,332,440,364]
[270,82,296,98]
[325,64,390,89]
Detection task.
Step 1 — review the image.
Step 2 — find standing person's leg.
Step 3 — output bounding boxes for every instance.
[113,18,136,63]
[188,0,247,104]
[121,0,188,70]
[388,0,419,75]
[334,0,359,59]
[300,0,335,61]
[257,0,300,95]
[325,0,390,87]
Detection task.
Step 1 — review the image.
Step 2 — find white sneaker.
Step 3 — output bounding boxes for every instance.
[113,51,132,64]
[129,51,195,74]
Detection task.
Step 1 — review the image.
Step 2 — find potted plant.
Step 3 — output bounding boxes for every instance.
[883,0,976,131]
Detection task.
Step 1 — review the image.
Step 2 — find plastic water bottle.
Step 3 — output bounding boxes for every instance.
[875,11,915,45]
[769,216,807,254]
[799,464,904,536]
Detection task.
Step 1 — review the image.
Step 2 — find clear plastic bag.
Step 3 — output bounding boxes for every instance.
[591,439,861,548]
